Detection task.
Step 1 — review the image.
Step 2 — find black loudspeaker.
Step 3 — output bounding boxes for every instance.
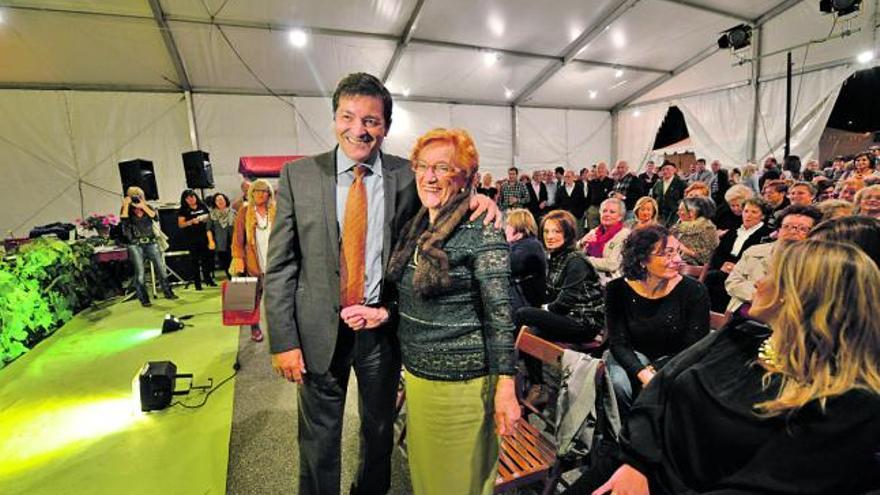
[119,159,159,200]
[158,207,186,252]
[182,150,214,189]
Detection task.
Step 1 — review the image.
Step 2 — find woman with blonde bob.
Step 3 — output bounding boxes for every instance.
[594,239,880,495]
[626,196,659,230]
[504,208,546,311]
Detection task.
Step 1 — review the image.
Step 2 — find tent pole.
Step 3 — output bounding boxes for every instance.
[185,90,200,149]
[611,110,619,164]
[785,52,792,157]
[748,26,762,162]
[511,105,518,167]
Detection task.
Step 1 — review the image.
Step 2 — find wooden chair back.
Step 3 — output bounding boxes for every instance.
[679,262,709,283]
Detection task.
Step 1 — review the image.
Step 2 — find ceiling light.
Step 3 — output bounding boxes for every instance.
[611,30,626,49]
[483,51,499,67]
[614,69,624,78]
[857,50,874,63]
[820,0,862,16]
[402,87,411,97]
[505,88,514,99]
[288,29,308,48]
[588,90,598,100]
[634,110,642,117]
[488,14,505,37]
[717,24,752,51]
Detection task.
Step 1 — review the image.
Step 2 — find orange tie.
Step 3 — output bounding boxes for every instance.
[340,165,368,307]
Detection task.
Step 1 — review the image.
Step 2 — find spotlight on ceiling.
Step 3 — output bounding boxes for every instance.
[820,0,862,16]
[483,51,499,67]
[504,88,514,99]
[588,90,598,100]
[614,69,624,78]
[162,314,184,334]
[717,24,752,51]
[288,29,308,48]
[402,87,411,97]
[134,361,192,412]
[857,50,874,64]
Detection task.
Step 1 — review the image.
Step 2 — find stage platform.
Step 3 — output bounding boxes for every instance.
[0,288,237,495]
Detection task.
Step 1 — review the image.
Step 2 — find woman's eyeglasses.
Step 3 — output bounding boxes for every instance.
[651,248,682,260]
[412,161,459,177]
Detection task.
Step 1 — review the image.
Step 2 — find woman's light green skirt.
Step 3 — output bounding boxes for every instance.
[404,371,499,495]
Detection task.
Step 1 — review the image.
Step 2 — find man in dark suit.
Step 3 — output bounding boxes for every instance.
[555,169,587,221]
[526,170,548,219]
[650,160,686,226]
[266,73,499,495]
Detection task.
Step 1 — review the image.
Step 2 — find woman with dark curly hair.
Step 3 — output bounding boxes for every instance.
[604,225,709,416]
[178,189,215,290]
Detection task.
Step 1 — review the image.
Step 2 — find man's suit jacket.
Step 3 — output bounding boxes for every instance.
[264,149,419,375]
[651,176,686,226]
[555,181,587,220]
[526,181,548,217]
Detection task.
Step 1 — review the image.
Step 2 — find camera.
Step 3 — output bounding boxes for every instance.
[131,195,141,204]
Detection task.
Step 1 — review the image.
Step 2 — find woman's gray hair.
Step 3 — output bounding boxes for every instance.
[724,184,754,204]
[600,197,626,215]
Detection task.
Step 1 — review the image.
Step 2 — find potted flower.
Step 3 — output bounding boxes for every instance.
[77,213,119,238]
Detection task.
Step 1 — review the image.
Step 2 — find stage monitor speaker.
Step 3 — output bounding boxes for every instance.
[158,207,187,252]
[119,159,159,200]
[182,150,214,189]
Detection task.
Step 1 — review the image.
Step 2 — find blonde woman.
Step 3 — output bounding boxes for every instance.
[741,163,759,195]
[120,186,177,306]
[594,240,880,495]
[230,178,275,342]
[626,196,659,230]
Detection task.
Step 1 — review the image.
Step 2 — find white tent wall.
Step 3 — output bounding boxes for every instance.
[615,104,669,172]
[0,90,190,237]
[516,108,611,172]
[675,85,754,167]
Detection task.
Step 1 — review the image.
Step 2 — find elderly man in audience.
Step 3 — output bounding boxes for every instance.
[555,169,587,229]
[713,184,754,232]
[526,170,549,219]
[543,168,560,209]
[610,160,644,220]
[725,204,822,317]
[708,159,729,204]
[585,162,615,230]
[579,198,630,285]
[499,166,530,210]
[651,160,686,227]
[787,181,816,206]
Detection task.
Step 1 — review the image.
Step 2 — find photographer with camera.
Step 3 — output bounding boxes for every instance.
[178,189,216,291]
[120,186,178,307]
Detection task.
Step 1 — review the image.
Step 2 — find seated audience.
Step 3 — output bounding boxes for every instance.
[579,198,630,285]
[725,205,822,316]
[809,215,880,265]
[670,196,718,266]
[626,196,659,231]
[839,177,864,203]
[120,186,178,307]
[762,179,790,229]
[595,240,880,495]
[516,210,603,403]
[787,181,816,206]
[854,184,880,219]
[604,226,710,416]
[504,209,546,312]
[713,183,754,232]
[704,198,772,312]
[816,198,855,221]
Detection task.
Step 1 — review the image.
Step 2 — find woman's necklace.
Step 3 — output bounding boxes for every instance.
[758,336,778,368]
[255,209,269,231]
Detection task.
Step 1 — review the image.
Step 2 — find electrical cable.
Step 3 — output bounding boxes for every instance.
[171,366,238,409]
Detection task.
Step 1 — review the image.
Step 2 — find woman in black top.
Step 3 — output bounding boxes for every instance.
[515,209,604,402]
[595,240,880,495]
[504,208,546,312]
[605,225,709,416]
[177,189,215,290]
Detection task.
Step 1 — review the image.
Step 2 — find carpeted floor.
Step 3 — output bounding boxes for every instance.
[225,326,412,494]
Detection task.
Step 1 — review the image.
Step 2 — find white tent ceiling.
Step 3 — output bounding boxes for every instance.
[0,0,877,236]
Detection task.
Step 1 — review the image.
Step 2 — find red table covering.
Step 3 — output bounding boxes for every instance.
[238,155,304,178]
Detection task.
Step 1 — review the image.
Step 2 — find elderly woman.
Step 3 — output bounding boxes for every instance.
[704,197,773,312]
[670,196,718,265]
[626,196,659,231]
[594,240,880,495]
[177,189,216,290]
[230,179,275,342]
[604,225,710,416]
[504,208,546,312]
[344,128,519,495]
[854,184,880,218]
[515,209,604,404]
[207,192,235,280]
[714,183,754,231]
[578,198,631,285]
[120,186,178,306]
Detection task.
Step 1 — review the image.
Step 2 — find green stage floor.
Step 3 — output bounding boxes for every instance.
[0,288,238,495]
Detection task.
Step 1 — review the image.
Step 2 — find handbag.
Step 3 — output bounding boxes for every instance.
[221,277,262,326]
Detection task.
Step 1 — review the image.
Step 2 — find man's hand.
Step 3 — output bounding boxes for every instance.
[538,201,547,209]
[272,349,307,384]
[592,464,650,495]
[721,261,736,274]
[493,376,520,437]
[469,193,503,229]
[340,305,389,331]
